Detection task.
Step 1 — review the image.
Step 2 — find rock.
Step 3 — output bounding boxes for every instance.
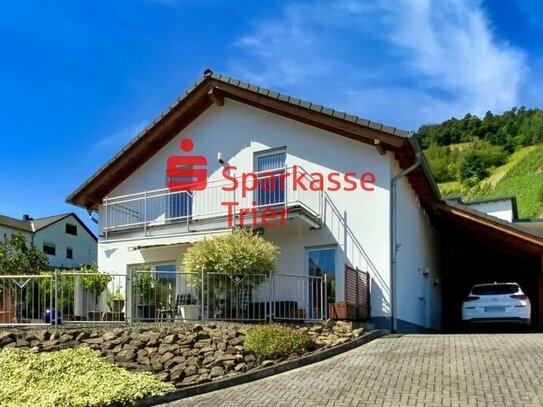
[323,319,335,329]
[234,362,247,372]
[181,374,199,385]
[184,364,198,376]
[163,334,178,344]
[192,325,204,333]
[149,352,162,366]
[101,341,114,351]
[156,372,170,382]
[115,349,135,363]
[163,358,178,370]
[16,339,30,347]
[82,337,103,345]
[229,337,243,346]
[34,331,51,342]
[186,356,201,366]
[261,360,274,367]
[75,331,90,342]
[160,352,174,364]
[210,366,225,378]
[352,328,364,338]
[196,331,210,340]
[58,334,73,343]
[198,346,215,355]
[244,353,256,364]
[309,325,323,334]
[102,331,119,341]
[0,332,15,346]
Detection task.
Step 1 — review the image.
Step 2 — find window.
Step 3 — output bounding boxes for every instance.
[43,243,56,256]
[66,247,73,259]
[472,284,519,295]
[65,224,77,236]
[255,149,286,206]
[168,165,193,221]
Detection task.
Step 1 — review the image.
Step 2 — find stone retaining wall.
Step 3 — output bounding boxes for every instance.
[0,320,362,387]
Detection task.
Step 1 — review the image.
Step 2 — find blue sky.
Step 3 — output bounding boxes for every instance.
[1,0,542,232]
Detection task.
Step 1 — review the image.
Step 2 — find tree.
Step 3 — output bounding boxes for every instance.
[459,151,488,186]
[0,234,48,275]
[0,234,49,322]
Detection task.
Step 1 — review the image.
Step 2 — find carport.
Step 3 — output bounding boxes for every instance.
[430,201,543,332]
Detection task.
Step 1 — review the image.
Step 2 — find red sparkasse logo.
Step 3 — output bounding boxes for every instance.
[167,138,376,228]
[166,138,207,191]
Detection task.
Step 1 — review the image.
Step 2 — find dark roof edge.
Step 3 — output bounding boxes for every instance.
[406,134,442,201]
[443,200,543,241]
[67,69,412,207]
[33,213,97,242]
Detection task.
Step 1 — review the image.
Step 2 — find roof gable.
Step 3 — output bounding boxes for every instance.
[67,70,424,209]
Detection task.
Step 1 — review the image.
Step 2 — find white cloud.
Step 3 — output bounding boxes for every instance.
[94,120,149,151]
[229,0,527,129]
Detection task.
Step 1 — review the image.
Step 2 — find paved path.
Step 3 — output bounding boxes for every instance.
[159,334,543,407]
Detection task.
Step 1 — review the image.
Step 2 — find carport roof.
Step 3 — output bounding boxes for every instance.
[431,201,543,257]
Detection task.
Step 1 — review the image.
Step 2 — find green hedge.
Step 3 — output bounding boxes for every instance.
[244,324,316,359]
[0,348,173,407]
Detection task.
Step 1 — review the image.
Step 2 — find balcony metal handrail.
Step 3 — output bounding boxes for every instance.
[102,165,322,235]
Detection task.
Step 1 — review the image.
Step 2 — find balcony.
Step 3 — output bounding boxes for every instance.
[101,166,322,240]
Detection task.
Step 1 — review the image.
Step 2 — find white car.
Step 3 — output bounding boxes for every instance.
[462,282,531,325]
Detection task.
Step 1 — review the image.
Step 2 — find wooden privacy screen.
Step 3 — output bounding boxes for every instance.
[329,265,371,321]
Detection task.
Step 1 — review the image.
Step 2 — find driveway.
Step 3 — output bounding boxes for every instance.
[158,334,543,407]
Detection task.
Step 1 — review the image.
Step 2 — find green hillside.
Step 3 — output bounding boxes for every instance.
[416,107,543,218]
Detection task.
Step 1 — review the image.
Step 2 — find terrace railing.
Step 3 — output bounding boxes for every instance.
[102,166,322,237]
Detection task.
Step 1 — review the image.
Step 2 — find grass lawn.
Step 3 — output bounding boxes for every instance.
[0,347,174,407]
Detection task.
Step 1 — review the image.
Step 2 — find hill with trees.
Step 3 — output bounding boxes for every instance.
[415,107,543,218]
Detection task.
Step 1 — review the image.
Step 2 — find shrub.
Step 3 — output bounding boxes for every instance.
[244,324,316,359]
[0,347,173,407]
[183,228,279,276]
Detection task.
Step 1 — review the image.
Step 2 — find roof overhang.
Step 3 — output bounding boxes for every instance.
[67,71,435,210]
[430,201,543,257]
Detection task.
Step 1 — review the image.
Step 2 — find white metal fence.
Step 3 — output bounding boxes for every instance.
[0,271,327,326]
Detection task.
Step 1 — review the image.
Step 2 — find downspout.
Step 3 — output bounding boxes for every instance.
[390,149,422,333]
[87,208,99,225]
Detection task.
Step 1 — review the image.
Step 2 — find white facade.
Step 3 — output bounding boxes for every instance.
[0,214,97,269]
[464,199,516,222]
[95,99,441,331]
[33,215,97,269]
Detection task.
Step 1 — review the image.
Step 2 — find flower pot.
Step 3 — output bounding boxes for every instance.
[111,299,125,314]
[0,310,15,324]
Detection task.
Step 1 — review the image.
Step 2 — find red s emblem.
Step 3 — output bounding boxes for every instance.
[166,138,207,191]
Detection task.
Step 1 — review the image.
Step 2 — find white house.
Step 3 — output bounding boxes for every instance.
[68,70,543,332]
[0,213,97,269]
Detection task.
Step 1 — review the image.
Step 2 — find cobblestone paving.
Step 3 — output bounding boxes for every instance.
[160,334,543,407]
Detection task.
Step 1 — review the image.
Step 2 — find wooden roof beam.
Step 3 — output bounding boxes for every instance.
[208,87,224,107]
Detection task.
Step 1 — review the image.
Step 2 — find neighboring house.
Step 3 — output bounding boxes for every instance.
[0,213,97,269]
[67,70,543,332]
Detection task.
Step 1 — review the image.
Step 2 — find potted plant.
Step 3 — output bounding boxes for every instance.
[79,264,111,321]
[108,286,125,314]
[132,265,160,320]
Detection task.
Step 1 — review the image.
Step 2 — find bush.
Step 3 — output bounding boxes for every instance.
[244,324,316,359]
[183,228,279,276]
[0,347,173,407]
